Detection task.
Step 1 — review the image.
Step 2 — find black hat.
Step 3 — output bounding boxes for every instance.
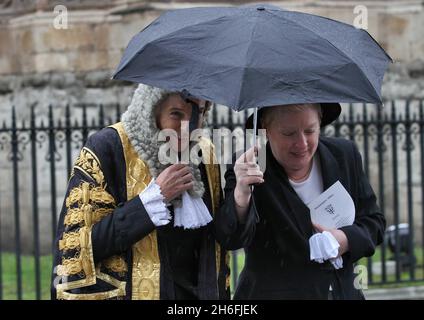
[245,103,341,130]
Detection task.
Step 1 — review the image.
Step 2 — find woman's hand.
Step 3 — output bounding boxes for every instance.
[233,146,264,222]
[313,223,349,256]
[156,164,194,203]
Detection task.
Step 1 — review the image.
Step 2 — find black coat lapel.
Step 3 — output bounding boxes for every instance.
[317,138,342,190]
[259,139,344,241]
[261,144,313,240]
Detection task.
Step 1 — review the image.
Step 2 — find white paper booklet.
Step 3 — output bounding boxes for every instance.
[307,181,355,229]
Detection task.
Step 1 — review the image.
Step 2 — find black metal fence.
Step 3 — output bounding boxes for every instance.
[0,99,424,299]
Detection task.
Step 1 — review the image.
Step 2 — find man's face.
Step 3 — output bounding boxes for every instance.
[157,94,208,152]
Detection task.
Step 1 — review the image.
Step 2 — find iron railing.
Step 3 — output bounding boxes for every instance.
[0,99,423,299]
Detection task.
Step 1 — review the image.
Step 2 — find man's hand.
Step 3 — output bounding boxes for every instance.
[156,164,194,203]
[233,146,264,222]
[313,223,349,256]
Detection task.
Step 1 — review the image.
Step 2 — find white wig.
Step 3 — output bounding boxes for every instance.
[121,84,205,205]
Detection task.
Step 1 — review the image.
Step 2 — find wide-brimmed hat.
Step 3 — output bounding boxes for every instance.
[245,103,341,130]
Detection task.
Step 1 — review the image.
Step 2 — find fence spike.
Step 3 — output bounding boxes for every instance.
[99,104,105,128]
[30,103,35,128]
[65,104,71,127]
[115,103,121,123]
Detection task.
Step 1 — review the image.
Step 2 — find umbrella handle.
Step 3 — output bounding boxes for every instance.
[253,107,258,162]
[250,107,259,191]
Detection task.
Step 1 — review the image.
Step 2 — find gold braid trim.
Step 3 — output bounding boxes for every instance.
[55,227,97,292]
[110,123,160,300]
[74,147,105,186]
[199,137,224,283]
[59,231,81,251]
[57,225,95,276]
[57,257,83,276]
[57,289,122,300]
[225,252,231,290]
[66,184,115,208]
[56,143,127,299]
[216,244,221,282]
[56,267,126,300]
[57,181,125,298]
[103,255,128,273]
[64,208,85,226]
[198,137,220,213]
[64,207,113,226]
[56,227,126,298]
[56,278,96,294]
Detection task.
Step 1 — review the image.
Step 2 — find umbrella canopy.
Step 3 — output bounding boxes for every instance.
[113,4,392,111]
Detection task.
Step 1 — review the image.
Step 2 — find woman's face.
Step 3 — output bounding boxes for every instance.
[264,106,320,179]
[156,94,207,152]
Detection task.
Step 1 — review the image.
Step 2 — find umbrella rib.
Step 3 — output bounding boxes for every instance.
[267,11,382,102]
[235,14,262,111]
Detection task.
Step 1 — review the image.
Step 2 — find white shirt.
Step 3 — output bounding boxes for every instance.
[290,156,344,286]
[289,155,323,205]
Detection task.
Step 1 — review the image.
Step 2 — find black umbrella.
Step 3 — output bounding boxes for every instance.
[113,3,392,137]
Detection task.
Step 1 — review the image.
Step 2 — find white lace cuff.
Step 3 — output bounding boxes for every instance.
[139,179,171,227]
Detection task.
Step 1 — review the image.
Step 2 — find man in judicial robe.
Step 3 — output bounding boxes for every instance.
[51,84,230,300]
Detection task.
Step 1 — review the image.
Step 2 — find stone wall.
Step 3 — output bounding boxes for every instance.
[1,1,423,110]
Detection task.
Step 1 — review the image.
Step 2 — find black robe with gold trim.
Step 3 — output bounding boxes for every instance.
[51,122,230,300]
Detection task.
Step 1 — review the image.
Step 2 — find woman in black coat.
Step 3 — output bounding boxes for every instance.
[215,103,385,299]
